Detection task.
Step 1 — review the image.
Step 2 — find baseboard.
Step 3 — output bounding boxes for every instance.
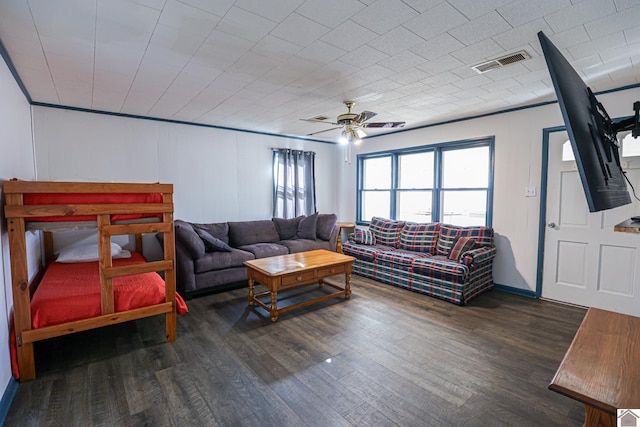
[493,283,537,298]
[0,378,18,424]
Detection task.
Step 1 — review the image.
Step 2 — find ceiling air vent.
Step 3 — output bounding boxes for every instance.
[471,50,531,74]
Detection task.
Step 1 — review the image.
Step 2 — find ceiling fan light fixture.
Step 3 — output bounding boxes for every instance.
[338,129,349,145]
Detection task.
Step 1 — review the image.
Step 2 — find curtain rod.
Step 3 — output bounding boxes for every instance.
[268,147,316,154]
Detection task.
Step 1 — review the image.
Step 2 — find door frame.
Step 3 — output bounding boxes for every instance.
[535,125,567,298]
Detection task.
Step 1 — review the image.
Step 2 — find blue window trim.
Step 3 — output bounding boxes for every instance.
[356,136,495,226]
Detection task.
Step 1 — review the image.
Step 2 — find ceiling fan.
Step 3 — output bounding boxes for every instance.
[301,101,406,144]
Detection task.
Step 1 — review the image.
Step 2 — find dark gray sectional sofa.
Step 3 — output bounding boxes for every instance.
[171,213,338,299]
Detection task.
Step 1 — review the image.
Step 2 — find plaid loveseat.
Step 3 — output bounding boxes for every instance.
[342,217,496,305]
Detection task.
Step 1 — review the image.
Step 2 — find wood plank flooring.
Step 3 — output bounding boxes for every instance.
[5,275,587,426]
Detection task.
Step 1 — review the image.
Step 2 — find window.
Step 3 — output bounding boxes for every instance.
[357,138,493,226]
[273,149,316,218]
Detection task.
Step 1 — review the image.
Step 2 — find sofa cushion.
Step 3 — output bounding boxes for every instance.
[369,217,405,247]
[196,228,233,252]
[278,239,331,254]
[194,248,255,273]
[228,220,280,247]
[458,226,494,247]
[399,222,440,254]
[375,249,429,267]
[273,216,304,240]
[174,220,205,259]
[192,222,230,244]
[297,212,318,240]
[412,255,469,280]
[448,236,477,261]
[316,213,337,241]
[237,243,289,258]
[342,242,394,262]
[353,228,376,245]
[436,224,462,256]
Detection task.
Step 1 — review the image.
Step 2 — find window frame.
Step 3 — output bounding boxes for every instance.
[356,137,495,226]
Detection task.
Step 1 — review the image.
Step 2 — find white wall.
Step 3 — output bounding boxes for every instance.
[0,57,36,391]
[31,107,339,256]
[337,86,640,294]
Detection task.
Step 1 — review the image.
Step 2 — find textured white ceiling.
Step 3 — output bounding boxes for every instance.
[1,0,640,142]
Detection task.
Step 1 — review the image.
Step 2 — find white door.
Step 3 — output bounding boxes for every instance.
[542,129,640,316]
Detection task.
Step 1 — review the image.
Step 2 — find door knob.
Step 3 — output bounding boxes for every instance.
[548,222,556,228]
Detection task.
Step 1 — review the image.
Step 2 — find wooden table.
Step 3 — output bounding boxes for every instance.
[336,222,356,253]
[549,308,640,427]
[244,249,355,322]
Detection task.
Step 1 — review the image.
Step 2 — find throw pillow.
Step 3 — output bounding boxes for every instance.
[436,224,462,255]
[297,212,318,240]
[448,236,477,261]
[353,228,376,245]
[368,216,405,247]
[57,242,123,263]
[316,213,337,241]
[196,228,233,252]
[399,222,440,254]
[272,216,304,240]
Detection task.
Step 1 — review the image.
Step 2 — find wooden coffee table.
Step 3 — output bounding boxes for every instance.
[244,249,355,322]
[549,308,640,426]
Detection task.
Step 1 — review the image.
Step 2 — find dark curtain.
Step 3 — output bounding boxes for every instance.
[272,149,316,218]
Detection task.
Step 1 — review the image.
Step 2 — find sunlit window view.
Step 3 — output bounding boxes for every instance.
[621,132,640,157]
[562,139,575,162]
[397,152,434,222]
[563,133,640,162]
[357,140,493,226]
[363,157,391,188]
[441,190,487,226]
[441,146,489,226]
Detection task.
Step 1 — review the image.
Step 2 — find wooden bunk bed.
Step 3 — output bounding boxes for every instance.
[4,180,186,381]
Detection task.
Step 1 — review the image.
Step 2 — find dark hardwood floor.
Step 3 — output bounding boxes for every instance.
[5,275,586,426]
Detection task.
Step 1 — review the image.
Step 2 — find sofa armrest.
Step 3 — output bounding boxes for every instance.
[460,245,496,267]
[328,224,339,252]
[174,220,205,259]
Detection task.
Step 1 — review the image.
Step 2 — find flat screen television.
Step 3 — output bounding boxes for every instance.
[538,31,636,212]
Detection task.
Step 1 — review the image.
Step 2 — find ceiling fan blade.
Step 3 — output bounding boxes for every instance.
[363,121,406,129]
[306,126,342,136]
[300,118,340,125]
[354,110,377,123]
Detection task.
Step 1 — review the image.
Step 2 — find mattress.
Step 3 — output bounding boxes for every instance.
[23,192,164,223]
[30,251,188,329]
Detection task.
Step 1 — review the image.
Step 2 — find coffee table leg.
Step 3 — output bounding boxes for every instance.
[345,270,352,299]
[270,291,278,322]
[248,278,255,306]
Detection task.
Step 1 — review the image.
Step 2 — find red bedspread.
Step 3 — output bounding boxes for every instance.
[30,252,187,328]
[23,192,164,222]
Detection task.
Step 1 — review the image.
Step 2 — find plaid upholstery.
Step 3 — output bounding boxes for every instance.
[353,254,492,305]
[352,228,376,245]
[436,224,462,255]
[369,217,405,247]
[458,226,494,247]
[460,245,496,267]
[342,241,394,262]
[448,236,477,261]
[412,256,468,280]
[350,223,495,305]
[398,222,440,254]
[353,258,467,304]
[375,249,429,267]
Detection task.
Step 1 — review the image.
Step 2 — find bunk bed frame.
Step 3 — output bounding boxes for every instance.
[4,180,177,382]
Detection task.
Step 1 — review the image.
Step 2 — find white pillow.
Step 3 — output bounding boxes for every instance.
[56,242,123,263]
